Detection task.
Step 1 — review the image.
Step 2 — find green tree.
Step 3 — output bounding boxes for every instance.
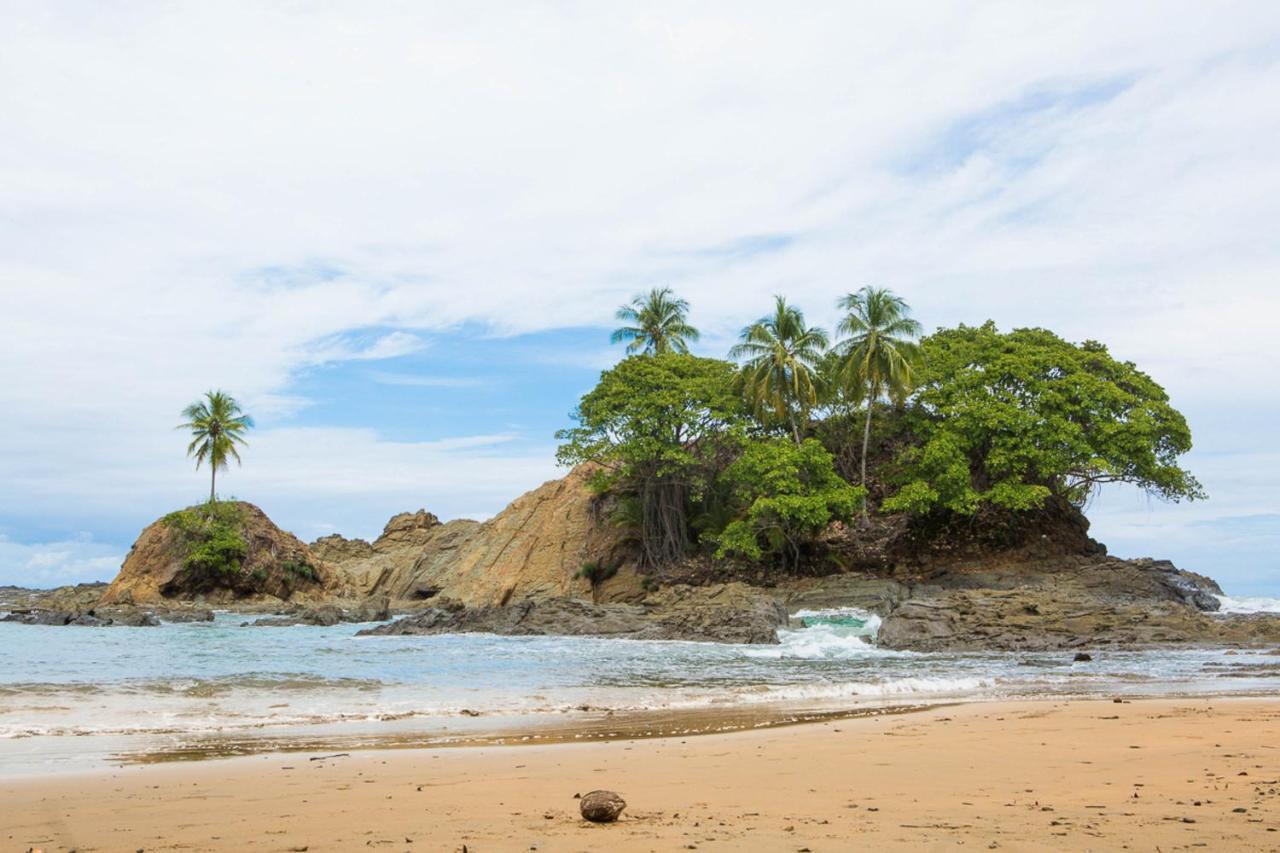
[730,296,829,443]
[610,286,701,355]
[884,323,1204,515]
[178,390,254,504]
[714,438,864,566]
[831,286,922,520]
[556,354,746,567]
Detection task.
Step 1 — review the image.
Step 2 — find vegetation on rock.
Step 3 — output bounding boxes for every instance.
[163,502,249,578]
[573,288,1202,574]
[884,323,1204,514]
[713,438,864,565]
[555,353,747,567]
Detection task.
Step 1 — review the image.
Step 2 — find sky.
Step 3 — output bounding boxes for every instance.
[1,2,1278,593]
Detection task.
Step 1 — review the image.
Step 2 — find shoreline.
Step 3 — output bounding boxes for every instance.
[7,683,1280,779]
[4,695,1279,850]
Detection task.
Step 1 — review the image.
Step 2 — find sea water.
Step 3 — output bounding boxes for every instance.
[1,604,1278,774]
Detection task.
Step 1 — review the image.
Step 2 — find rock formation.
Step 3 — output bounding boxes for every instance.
[99,502,348,605]
[357,582,789,644]
[320,466,643,607]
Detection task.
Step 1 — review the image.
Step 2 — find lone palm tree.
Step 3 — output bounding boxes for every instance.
[730,296,829,443]
[832,287,922,519]
[179,390,254,504]
[611,287,700,355]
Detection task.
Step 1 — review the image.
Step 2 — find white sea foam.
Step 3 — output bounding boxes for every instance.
[1215,595,1280,614]
[746,607,889,659]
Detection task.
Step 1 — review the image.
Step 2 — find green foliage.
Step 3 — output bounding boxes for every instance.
[282,559,319,583]
[730,296,829,442]
[829,287,923,407]
[556,353,748,566]
[611,287,701,355]
[164,502,248,577]
[577,561,619,586]
[713,438,865,563]
[886,322,1204,514]
[178,390,253,503]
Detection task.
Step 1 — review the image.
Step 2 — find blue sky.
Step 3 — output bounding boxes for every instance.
[1,2,1278,593]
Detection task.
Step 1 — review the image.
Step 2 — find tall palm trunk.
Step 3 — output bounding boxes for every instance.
[860,399,873,524]
[210,465,217,504]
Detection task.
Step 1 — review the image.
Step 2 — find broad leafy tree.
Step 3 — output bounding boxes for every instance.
[884,323,1204,515]
[556,354,746,566]
[831,286,922,520]
[714,438,864,566]
[179,390,254,503]
[611,287,700,355]
[730,296,829,443]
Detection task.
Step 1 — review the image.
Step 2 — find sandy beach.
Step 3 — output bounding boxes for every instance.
[4,696,1279,852]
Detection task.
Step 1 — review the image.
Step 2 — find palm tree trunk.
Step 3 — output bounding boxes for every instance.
[860,400,873,524]
[210,465,217,505]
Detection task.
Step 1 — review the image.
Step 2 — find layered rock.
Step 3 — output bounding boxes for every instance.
[877,590,1280,651]
[863,554,1264,651]
[323,466,643,608]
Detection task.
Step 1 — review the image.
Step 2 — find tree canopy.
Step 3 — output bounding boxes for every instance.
[884,322,1205,514]
[610,286,701,355]
[714,438,864,565]
[730,296,829,443]
[179,390,253,504]
[555,353,746,566]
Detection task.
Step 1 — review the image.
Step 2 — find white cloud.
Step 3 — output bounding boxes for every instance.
[0,2,1278,587]
[0,538,124,588]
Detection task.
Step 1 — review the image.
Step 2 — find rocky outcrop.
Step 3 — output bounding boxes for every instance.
[357,582,788,644]
[867,554,1258,651]
[245,595,392,627]
[877,590,1280,651]
[100,502,349,606]
[325,467,643,608]
[1,604,213,627]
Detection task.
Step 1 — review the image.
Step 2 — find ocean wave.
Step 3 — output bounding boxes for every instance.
[1215,595,1280,615]
[745,607,890,659]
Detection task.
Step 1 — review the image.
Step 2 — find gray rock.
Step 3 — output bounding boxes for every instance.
[579,790,627,823]
[357,584,787,645]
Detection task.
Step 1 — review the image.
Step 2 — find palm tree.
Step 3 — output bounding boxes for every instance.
[179,390,254,504]
[730,296,829,443]
[832,287,922,519]
[611,287,700,355]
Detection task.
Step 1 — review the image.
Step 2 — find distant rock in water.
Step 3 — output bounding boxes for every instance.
[100,501,349,606]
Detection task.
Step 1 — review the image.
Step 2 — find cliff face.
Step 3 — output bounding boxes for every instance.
[320,466,642,607]
[100,502,348,605]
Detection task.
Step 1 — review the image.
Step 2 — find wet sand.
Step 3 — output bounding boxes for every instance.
[4,696,1280,851]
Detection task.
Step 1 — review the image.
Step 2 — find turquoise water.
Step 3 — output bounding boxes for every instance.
[2,608,1278,774]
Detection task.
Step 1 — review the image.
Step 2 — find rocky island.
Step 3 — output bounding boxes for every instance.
[6,462,1276,650]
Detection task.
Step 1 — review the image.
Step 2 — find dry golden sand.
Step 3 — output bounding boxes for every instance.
[4,697,1280,852]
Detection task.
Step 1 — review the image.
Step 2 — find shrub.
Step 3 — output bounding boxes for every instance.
[164,502,248,577]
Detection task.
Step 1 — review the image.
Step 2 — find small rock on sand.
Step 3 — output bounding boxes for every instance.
[579,789,627,822]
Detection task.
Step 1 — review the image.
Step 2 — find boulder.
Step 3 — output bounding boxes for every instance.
[579,790,627,823]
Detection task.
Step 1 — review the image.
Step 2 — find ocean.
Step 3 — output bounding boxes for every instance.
[3,604,1279,775]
